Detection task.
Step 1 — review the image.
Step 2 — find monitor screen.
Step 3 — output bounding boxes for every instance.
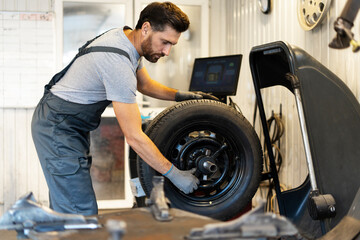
[189,54,242,96]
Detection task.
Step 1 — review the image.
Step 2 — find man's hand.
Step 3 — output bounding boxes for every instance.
[175,90,219,101]
[164,165,199,194]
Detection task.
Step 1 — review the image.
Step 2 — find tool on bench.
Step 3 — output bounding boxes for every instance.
[146,176,173,222]
[187,201,299,240]
[0,192,101,238]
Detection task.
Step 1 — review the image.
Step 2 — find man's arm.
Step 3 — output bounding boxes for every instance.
[136,67,177,100]
[136,67,219,101]
[112,101,200,194]
[112,101,171,174]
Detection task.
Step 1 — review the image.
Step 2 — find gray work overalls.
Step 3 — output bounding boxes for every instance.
[31,32,131,215]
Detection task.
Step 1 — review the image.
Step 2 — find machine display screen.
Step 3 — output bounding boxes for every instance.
[189,54,242,96]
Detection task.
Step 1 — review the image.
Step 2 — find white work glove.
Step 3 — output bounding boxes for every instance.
[163,164,200,194]
[175,90,219,102]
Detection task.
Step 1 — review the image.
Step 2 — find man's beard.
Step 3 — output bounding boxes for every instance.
[141,35,164,63]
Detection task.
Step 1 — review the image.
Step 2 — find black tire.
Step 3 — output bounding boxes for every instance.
[137,99,263,220]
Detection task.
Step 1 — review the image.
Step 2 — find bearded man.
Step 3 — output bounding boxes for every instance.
[32,2,214,215]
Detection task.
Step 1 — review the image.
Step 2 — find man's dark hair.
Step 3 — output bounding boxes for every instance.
[135,2,190,32]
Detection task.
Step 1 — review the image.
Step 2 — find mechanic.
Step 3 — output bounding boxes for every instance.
[31,1,214,216]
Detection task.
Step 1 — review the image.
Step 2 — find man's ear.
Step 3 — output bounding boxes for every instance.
[141,21,151,36]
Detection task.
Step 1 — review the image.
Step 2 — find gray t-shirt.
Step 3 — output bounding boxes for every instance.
[51,27,143,104]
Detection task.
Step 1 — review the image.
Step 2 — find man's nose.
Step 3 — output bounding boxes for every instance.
[162,45,172,56]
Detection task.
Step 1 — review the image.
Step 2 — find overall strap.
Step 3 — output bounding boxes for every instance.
[76,29,112,54]
[77,46,130,60]
[46,29,131,90]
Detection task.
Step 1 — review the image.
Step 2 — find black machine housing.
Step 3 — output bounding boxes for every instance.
[249,41,360,233]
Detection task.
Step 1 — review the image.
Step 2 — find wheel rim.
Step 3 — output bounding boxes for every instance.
[297,0,331,31]
[163,123,248,206]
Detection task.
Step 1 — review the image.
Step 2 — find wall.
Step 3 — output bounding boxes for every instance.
[0,0,53,215]
[0,0,52,12]
[210,0,360,195]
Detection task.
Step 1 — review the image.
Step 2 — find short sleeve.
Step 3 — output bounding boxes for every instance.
[137,57,144,71]
[95,52,138,103]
